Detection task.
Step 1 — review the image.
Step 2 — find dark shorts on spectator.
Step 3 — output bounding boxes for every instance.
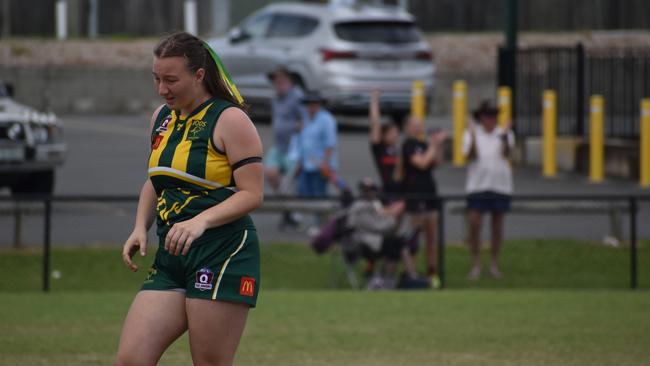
[467,191,511,213]
[406,198,440,213]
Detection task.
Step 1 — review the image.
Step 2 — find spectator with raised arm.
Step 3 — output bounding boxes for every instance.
[368,89,402,201]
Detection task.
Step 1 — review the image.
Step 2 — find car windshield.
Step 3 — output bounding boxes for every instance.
[334,21,421,43]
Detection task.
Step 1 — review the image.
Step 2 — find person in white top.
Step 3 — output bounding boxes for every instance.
[462,101,515,280]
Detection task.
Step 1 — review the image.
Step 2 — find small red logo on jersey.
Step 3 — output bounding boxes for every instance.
[239,277,255,297]
[151,134,163,149]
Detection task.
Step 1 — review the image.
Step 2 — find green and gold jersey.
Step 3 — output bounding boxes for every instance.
[148,98,255,245]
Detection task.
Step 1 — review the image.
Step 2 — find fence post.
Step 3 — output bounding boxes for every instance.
[498,86,512,129]
[576,43,585,136]
[13,202,22,248]
[589,95,605,183]
[87,0,99,38]
[55,0,67,40]
[411,79,426,121]
[629,197,638,289]
[641,98,650,187]
[452,80,467,167]
[42,198,52,293]
[184,0,198,35]
[543,90,557,177]
[437,198,446,289]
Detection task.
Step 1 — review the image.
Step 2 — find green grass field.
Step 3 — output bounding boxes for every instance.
[1,240,649,365]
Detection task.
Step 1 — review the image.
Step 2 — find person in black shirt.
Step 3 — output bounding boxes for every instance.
[368,89,420,284]
[401,116,447,288]
[368,89,401,199]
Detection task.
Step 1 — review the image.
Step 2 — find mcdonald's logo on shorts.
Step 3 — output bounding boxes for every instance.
[239,277,255,297]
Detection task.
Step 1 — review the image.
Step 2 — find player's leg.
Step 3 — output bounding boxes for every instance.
[184,229,260,366]
[467,209,483,279]
[264,146,282,192]
[489,211,505,278]
[401,246,419,279]
[424,211,438,281]
[265,166,281,191]
[115,290,188,366]
[186,299,249,366]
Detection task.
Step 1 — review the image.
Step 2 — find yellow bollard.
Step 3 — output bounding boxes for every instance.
[542,90,557,177]
[452,80,467,166]
[589,95,605,183]
[411,80,426,120]
[641,99,650,187]
[497,86,512,129]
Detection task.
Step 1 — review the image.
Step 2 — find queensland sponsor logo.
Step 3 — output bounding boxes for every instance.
[239,276,255,297]
[194,268,214,291]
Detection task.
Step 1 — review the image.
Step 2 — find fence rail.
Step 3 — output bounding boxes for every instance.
[1,193,649,291]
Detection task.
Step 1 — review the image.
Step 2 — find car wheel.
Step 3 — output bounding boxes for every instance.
[11,170,55,196]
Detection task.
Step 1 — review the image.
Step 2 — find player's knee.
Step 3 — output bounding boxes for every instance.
[192,351,234,366]
[115,349,157,366]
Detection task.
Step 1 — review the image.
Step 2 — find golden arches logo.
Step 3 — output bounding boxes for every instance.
[239,277,255,297]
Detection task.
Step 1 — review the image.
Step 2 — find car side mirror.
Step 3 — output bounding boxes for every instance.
[229,27,250,44]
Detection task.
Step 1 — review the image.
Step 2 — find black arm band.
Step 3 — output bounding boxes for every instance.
[231,156,263,171]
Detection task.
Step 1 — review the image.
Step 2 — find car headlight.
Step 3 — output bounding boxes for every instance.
[33,126,49,143]
[7,123,22,141]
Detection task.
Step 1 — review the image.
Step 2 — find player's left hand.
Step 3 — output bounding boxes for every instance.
[165,217,208,256]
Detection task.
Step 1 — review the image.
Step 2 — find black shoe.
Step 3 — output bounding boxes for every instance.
[397,273,431,290]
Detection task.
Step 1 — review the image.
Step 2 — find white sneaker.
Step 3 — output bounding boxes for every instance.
[366,276,384,290]
[307,226,320,238]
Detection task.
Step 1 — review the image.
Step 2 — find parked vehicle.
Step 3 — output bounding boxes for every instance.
[208,2,435,122]
[0,82,66,195]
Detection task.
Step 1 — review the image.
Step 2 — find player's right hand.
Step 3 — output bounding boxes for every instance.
[122,228,147,272]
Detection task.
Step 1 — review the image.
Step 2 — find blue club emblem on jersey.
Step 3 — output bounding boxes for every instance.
[156,115,173,133]
[194,268,214,291]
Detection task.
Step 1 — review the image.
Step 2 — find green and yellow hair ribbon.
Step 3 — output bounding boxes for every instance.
[202,41,244,105]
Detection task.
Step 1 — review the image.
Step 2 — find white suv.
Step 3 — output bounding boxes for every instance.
[208,2,435,121]
[0,82,66,195]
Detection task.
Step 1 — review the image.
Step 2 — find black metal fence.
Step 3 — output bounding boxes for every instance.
[2,193,648,292]
[500,44,650,138]
[409,0,650,32]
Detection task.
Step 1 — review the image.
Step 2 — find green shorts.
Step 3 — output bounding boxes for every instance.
[141,229,260,307]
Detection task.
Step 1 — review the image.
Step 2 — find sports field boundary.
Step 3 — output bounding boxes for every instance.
[1,193,649,291]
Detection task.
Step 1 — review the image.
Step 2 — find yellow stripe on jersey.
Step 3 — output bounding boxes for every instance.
[149,113,177,169]
[205,142,233,187]
[170,104,212,172]
[170,121,192,173]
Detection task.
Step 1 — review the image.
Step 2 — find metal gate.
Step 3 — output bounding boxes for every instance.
[500,44,650,138]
